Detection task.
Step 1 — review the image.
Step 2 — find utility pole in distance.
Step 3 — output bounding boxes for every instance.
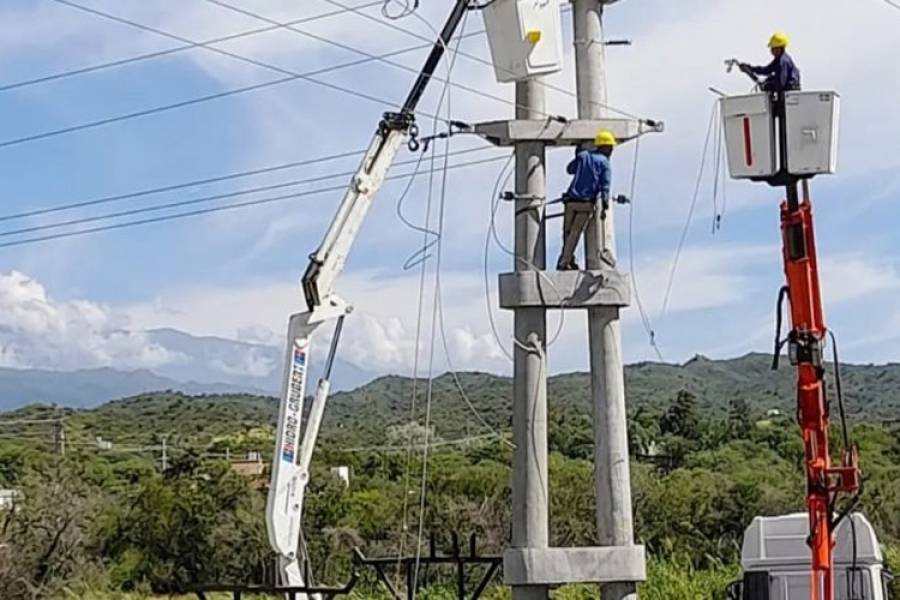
[573,0,642,599]
[53,419,66,457]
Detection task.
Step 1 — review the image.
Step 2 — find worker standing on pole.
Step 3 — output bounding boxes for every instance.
[556,129,617,271]
[740,32,801,92]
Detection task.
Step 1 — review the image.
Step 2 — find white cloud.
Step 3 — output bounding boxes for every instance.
[120,241,777,374]
[0,271,181,371]
[820,254,900,305]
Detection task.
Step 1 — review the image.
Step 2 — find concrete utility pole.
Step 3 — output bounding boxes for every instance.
[510,77,550,600]
[476,2,656,594]
[573,1,640,599]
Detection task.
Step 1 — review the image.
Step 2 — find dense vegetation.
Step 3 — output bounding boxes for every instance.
[0,357,898,599]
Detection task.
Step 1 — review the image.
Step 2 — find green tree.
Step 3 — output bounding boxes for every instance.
[727,398,753,439]
[660,390,700,441]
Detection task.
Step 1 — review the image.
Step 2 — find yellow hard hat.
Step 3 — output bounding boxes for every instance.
[594,129,617,147]
[768,32,789,49]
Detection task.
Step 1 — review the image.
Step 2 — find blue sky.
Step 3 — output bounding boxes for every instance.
[0,0,898,377]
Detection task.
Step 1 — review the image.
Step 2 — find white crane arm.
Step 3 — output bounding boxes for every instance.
[263,1,472,593]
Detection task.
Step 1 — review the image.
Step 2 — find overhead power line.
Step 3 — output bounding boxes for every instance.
[0,146,496,238]
[0,0,384,94]
[1,2,488,150]
[0,153,509,250]
[0,148,365,223]
[319,0,643,120]
[32,0,442,147]
[200,0,552,121]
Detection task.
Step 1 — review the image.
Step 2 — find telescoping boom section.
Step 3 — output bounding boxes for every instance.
[265,0,473,594]
[778,184,860,600]
[721,79,861,600]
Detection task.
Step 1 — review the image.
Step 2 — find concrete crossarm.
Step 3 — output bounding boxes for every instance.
[473,118,663,147]
[498,269,630,310]
[504,546,647,585]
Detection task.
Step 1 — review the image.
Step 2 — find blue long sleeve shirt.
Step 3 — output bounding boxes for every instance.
[564,150,611,202]
[751,53,801,92]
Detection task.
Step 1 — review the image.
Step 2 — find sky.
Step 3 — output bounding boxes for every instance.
[0,0,899,379]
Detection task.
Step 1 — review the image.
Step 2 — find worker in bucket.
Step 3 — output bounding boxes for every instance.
[740,32,801,92]
[556,129,616,271]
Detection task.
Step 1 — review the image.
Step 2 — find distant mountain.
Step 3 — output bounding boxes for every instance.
[12,352,896,447]
[0,328,376,411]
[0,366,266,411]
[144,328,375,395]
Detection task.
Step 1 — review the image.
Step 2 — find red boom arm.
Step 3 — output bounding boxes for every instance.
[778,186,860,600]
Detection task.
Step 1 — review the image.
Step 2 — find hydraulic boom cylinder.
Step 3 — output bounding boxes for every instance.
[778,183,859,600]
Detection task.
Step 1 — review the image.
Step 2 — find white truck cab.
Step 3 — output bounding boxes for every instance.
[729,513,893,600]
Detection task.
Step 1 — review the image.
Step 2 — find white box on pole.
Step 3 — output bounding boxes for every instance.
[784,91,840,175]
[721,93,777,179]
[482,0,564,83]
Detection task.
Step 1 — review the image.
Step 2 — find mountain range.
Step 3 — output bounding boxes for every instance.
[6,353,897,450]
[0,328,375,410]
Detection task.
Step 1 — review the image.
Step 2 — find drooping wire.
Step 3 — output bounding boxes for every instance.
[659,100,718,318]
[711,102,724,233]
[382,0,419,19]
[625,137,664,361]
[391,11,468,594]
[409,14,466,597]
[482,155,516,363]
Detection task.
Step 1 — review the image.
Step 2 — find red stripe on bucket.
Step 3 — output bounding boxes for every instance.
[742,116,753,166]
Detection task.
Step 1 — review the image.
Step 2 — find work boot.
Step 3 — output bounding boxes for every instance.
[600,249,616,268]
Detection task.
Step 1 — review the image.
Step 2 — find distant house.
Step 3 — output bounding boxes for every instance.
[230,452,265,479]
[0,489,22,511]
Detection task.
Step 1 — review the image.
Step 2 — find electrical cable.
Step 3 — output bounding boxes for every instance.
[0,146,496,239]
[883,0,900,10]
[21,0,446,153]
[0,417,64,425]
[711,102,724,233]
[319,0,645,121]
[382,0,419,19]
[481,153,515,363]
[0,1,385,94]
[0,27,489,152]
[0,147,365,223]
[410,14,470,596]
[395,14,468,590]
[334,433,502,454]
[660,99,717,319]
[484,150,569,354]
[201,0,568,126]
[625,136,664,361]
[0,154,508,250]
